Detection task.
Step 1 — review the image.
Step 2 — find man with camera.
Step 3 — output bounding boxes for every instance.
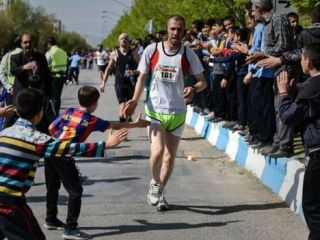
[9,33,53,133]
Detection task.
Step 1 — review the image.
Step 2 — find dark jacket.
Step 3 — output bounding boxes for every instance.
[10,51,53,103]
[281,24,320,64]
[278,74,320,152]
[297,25,320,49]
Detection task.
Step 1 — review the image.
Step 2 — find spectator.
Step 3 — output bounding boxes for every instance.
[250,0,295,158]
[9,33,53,134]
[277,42,320,240]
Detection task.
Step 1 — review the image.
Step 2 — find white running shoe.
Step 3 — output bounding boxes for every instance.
[147,179,161,206]
[157,190,170,211]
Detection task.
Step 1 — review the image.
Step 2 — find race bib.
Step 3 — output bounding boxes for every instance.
[155,64,179,82]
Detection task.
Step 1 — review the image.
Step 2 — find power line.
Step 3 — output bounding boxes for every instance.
[112,0,130,8]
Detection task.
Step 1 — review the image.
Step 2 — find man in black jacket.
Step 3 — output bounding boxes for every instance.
[9,33,53,133]
[277,42,320,240]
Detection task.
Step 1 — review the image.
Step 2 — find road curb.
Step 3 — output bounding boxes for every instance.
[185,106,305,218]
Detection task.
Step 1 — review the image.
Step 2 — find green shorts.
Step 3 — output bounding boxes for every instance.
[145,109,186,137]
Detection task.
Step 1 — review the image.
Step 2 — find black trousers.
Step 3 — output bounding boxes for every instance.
[68,67,79,83]
[52,76,66,115]
[225,74,237,122]
[236,74,248,126]
[212,74,227,118]
[45,156,83,229]
[0,200,45,240]
[249,77,276,144]
[303,151,320,240]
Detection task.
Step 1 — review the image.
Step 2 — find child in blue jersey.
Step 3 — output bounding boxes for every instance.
[45,85,150,240]
[0,88,127,240]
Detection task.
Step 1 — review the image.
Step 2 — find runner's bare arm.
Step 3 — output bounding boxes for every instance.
[100,51,116,93]
[123,72,147,117]
[184,72,207,103]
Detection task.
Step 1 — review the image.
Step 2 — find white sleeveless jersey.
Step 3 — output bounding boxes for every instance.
[138,42,203,114]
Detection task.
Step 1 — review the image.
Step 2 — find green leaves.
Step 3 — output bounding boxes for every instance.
[0,0,89,52]
[102,0,244,47]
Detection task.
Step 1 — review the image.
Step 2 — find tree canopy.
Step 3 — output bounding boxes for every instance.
[0,0,90,53]
[102,0,314,48]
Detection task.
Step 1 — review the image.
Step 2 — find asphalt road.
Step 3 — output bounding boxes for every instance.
[28,69,308,240]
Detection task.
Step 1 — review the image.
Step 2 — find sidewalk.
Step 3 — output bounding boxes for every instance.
[186,106,305,218]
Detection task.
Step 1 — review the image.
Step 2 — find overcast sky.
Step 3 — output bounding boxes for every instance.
[28,0,133,46]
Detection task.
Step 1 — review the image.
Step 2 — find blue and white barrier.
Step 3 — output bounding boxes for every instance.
[186,106,305,217]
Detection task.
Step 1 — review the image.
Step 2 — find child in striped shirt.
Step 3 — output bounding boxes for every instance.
[0,88,128,240]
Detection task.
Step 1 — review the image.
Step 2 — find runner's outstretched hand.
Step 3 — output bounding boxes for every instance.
[123,99,137,118]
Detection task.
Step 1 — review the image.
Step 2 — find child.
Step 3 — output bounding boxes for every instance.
[45,85,149,240]
[277,42,320,240]
[0,88,127,240]
[210,28,249,130]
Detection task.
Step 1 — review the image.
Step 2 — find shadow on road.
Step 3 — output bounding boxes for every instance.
[82,177,140,186]
[82,219,240,237]
[76,156,147,164]
[181,136,204,141]
[169,202,287,215]
[27,194,94,203]
[80,202,285,237]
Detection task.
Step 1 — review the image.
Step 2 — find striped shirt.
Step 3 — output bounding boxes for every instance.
[49,108,110,142]
[0,118,105,202]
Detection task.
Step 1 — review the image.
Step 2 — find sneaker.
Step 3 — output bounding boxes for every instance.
[200,108,210,115]
[268,148,293,158]
[204,112,215,120]
[251,141,265,149]
[43,218,65,230]
[147,179,161,206]
[232,124,245,131]
[238,128,249,136]
[211,117,223,123]
[157,191,170,211]
[62,228,92,240]
[259,144,279,156]
[223,121,237,129]
[65,80,71,86]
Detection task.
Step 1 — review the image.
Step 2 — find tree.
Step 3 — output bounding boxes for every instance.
[102,0,242,48]
[0,0,90,53]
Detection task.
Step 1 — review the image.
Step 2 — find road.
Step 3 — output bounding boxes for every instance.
[28,69,308,240]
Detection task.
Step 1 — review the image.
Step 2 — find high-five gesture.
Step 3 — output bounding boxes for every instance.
[105,128,128,148]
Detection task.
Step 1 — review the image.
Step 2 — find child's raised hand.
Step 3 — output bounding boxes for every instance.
[134,113,150,128]
[105,128,128,148]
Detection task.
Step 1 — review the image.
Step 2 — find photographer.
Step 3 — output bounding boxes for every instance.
[9,33,53,133]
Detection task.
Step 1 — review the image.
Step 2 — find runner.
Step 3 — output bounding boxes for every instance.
[100,33,140,122]
[95,44,108,84]
[124,15,207,210]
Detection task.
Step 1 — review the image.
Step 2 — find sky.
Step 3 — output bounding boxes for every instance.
[28,0,133,47]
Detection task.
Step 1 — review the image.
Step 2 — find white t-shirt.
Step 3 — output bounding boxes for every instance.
[138,42,204,114]
[95,50,108,66]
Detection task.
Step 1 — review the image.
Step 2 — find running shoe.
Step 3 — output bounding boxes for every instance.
[157,191,170,211]
[147,179,161,206]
